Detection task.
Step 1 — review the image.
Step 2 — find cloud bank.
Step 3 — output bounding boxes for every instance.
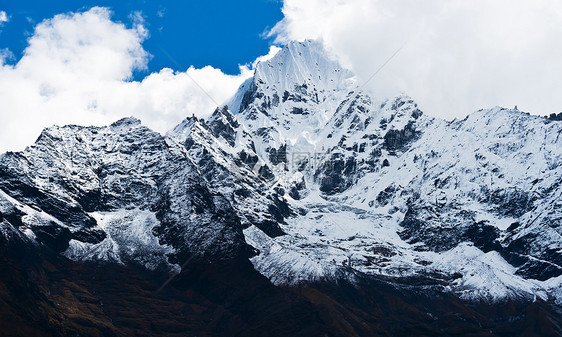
[0,7,258,153]
[0,12,7,26]
[269,0,562,119]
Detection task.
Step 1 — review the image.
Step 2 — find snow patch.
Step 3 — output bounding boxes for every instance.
[64,209,178,272]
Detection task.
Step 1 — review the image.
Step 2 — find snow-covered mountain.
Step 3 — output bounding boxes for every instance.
[1,40,561,307]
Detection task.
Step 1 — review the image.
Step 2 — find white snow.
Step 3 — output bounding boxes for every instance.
[64,209,179,272]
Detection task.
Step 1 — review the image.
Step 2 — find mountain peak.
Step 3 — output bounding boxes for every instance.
[207,106,239,146]
[208,106,238,127]
[253,40,354,94]
[110,116,142,129]
[166,115,205,144]
[226,40,355,116]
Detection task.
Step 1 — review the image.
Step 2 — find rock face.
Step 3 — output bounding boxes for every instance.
[1,40,561,308]
[0,118,255,271]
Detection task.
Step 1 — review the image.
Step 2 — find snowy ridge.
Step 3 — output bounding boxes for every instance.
[0,116,252,271]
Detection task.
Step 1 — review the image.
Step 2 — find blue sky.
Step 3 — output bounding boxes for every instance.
[0,0,283,77]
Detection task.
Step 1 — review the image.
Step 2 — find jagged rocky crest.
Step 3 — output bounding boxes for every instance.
[1,40,561,305]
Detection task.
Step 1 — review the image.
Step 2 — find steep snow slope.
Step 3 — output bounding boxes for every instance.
[227,40,356,163]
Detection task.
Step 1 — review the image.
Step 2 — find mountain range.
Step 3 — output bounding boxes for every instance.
[0,40,561,336]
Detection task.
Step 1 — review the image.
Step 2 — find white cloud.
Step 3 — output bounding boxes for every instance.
[0,48,13,63]
[269,0,562,119]
[0,7,254,153]
[251,45,281,67]
[0,11,8,25]
[129,10,149,39]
